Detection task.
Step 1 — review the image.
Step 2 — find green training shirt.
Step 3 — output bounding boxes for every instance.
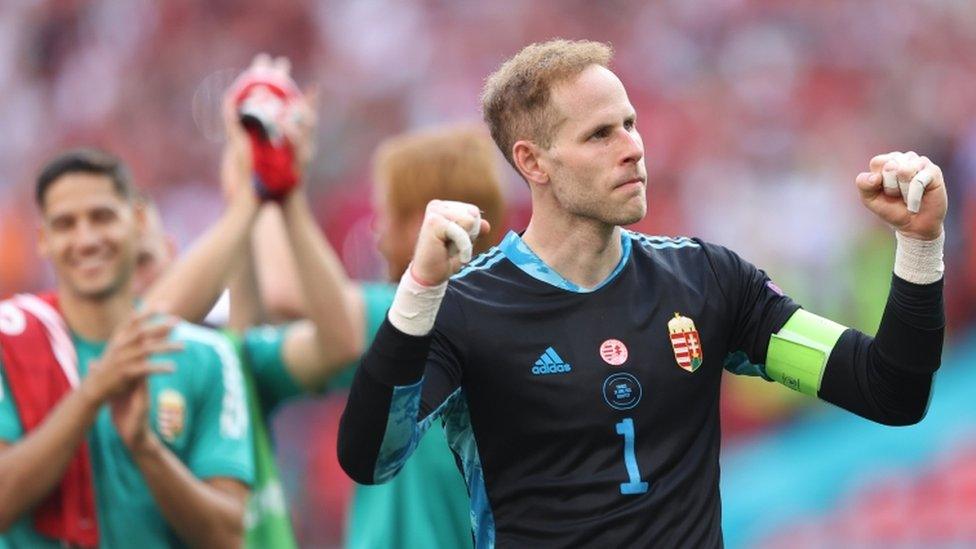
[0,323,254,549]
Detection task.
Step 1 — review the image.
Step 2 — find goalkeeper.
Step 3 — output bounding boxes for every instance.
[337,39,947,548]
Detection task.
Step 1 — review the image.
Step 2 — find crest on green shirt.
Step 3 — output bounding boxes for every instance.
[157,389,186,442]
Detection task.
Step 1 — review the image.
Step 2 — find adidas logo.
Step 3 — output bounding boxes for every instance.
[532,347,572,375]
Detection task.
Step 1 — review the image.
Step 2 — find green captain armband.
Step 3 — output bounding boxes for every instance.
[764,309,848,396]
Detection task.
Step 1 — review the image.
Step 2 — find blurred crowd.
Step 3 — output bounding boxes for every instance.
[759,441,976,547]
[1,0,974,546]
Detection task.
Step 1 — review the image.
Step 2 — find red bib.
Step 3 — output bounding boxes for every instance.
[0,293,98,547]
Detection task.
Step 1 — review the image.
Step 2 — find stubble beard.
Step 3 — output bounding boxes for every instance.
[67,273,127,302]
[615,193,647,226]
[63,255,136,303]
[556,183,647,228]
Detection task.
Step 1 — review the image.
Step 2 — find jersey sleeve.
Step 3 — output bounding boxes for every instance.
[185,335,255,485]
[817,274,944,425]
[700,242,801,366]
[325,282,397,392]
[703,242,945,426]
[337,286,466,485]
[242,324,303,411]
[0,357,24,442]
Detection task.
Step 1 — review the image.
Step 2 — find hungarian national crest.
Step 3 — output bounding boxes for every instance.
[668,313,703,372]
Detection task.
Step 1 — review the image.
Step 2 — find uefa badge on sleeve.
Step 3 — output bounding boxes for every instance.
[157,389,186,442]
[668,313,703,373]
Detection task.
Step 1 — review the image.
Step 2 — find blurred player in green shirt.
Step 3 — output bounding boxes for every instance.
[140,55,362,548]
[0,149,253,548]
[261,123,506,547]
[141,53,506,547]
[340,124,506,549]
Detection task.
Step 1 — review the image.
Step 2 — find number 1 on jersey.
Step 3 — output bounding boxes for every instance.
[615,418,649,495]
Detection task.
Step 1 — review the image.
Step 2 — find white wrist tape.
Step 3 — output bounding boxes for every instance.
[894,230,944,284]
[388,265,448,336]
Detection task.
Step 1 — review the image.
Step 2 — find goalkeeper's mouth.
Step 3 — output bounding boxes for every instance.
[613,176,646,192]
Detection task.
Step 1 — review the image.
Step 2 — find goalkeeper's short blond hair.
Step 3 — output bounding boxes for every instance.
[481,39,613,170]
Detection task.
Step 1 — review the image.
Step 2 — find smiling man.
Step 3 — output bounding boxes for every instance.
[337,39,948,547]
[0,149,253,548]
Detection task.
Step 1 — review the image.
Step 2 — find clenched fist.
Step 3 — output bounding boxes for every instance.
[409,200,491,287]
[855,151,947,241]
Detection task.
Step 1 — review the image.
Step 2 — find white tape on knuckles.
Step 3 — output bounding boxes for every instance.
[435,201,481,265]
[906,168,933,213]
[882,168,901,196]
[444,221,474,264]
[881,154,934,213]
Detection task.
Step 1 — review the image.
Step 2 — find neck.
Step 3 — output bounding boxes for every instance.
[522,212,622,290]
[58,286,135,341]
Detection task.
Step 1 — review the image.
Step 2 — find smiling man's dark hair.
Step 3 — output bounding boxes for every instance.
[36,148,135,209]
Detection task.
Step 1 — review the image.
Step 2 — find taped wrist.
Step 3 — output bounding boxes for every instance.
[388,265,447,336]
[764,309,848,396]
[894,231,944,285]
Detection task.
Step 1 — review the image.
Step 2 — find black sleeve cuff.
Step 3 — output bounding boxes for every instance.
[362,317,433,386]
[888,274,945,329]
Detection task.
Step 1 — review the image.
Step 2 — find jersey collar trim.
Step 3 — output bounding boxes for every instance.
[498,230,632,293]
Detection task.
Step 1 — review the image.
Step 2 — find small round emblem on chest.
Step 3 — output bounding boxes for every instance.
[602,372,642,410]
[599,339,628,366]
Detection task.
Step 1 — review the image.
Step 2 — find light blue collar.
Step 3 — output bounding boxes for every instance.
[498,230,632,293]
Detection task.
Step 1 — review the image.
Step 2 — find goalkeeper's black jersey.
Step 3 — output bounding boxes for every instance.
[340,229,801,548]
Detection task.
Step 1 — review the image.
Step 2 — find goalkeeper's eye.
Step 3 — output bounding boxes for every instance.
[590,127,611,141]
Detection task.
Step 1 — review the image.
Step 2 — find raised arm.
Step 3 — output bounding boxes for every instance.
[252,206,306,321]
[338,200,489,483]
[142,95,260,323]
[805,152,945,423]
[729,151,947,425]
[274,193,364,389]
[225,227,265,332]
[265,93,365,390]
